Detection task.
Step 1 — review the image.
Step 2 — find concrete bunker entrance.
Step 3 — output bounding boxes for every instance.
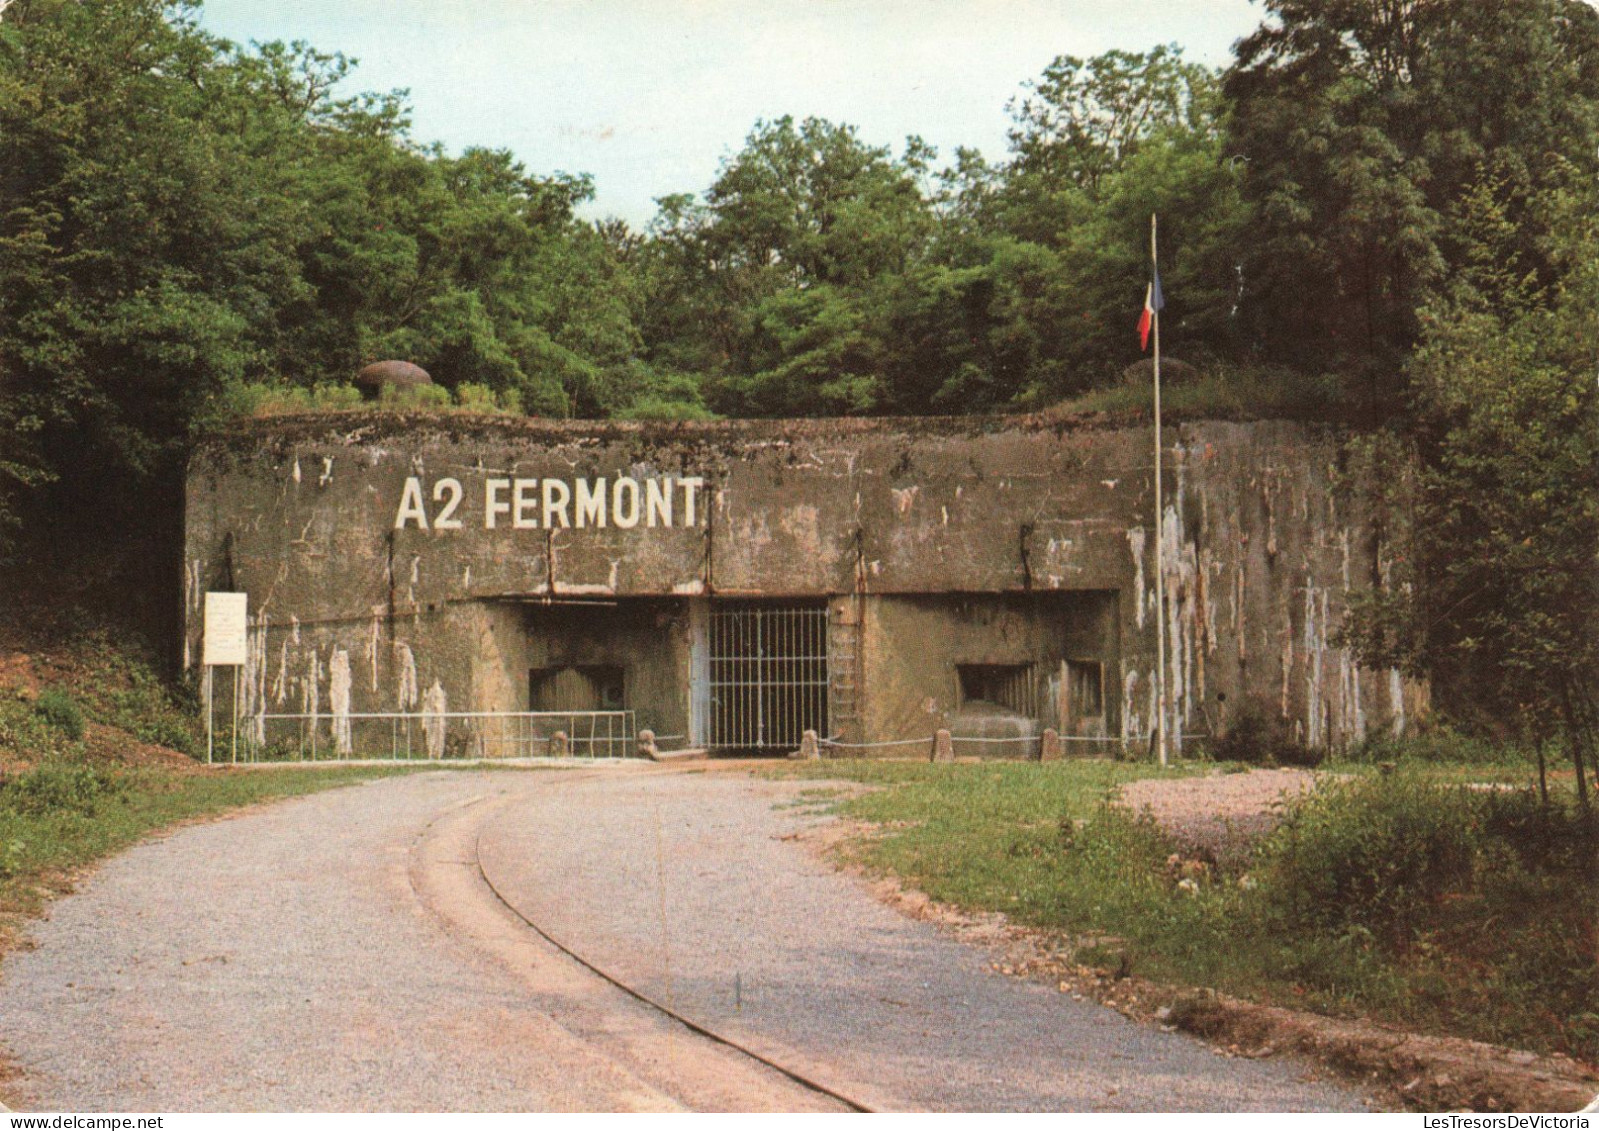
[504,595,833,757]
[500,590,1119,757]
[506,598,691,745]
[863,590,1120,756]
[701,600,830,756]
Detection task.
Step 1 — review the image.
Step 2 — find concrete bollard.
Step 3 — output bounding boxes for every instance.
[790,728,821,760]
[550,730,570,758]
[1040,728,1062,762]
[636,728,660,760]
[931,728,955,763]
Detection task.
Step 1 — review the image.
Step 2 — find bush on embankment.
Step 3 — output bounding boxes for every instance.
[1244,772,1599,1058]
[0,628,200,774]
[1063,770,1599,1060]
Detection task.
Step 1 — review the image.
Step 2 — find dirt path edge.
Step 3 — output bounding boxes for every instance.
[1161,988,1598,1113]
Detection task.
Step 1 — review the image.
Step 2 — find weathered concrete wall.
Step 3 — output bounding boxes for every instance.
[1156,421,1429,754]
[508,600,692,738]
[184,414,1138,613]
[858,593,1118,749]
[185,412,1425,755]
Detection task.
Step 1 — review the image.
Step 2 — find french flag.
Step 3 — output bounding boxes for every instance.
[1138,259,1165,352]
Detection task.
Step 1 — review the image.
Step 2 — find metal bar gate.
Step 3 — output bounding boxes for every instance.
[708,603,830,752]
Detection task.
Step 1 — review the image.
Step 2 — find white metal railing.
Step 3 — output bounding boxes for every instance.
[214,709,637,763]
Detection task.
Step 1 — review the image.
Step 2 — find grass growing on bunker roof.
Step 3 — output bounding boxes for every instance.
[770,756,1599,1064]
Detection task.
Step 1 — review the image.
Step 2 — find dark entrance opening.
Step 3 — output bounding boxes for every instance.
[956,662,1039,717]
[529,664,626,713]
[1064,658,1105,724]
[708,600,829,754]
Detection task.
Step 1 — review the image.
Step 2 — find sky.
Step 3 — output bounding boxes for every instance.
[198,1,1267,228]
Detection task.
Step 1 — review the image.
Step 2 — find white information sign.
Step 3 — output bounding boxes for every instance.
[203,592,249,667]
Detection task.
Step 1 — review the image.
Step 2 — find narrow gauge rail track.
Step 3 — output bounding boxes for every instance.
[472,829,874,1112]
[404,765,880,1113]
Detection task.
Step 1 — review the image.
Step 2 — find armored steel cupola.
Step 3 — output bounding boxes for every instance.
[355,360,433,400]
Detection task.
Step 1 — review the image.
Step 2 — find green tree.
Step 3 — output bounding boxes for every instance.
[636,50,1249,416]
[1345,169,1599,797]
[998,44,1219,241]
[970,45,1248,392]
[1224,0,1599,387]
[0,0,657,637]
[0,0,309,582]
[641,117,937,415]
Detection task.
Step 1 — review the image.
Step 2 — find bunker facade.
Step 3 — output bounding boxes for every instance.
[184,413,1426,758]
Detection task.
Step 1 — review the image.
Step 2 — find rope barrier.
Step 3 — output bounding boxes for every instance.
[948,733,1131,744]
[820,734,1130,749]
[818,732,1209,750]
[819,736,933,750]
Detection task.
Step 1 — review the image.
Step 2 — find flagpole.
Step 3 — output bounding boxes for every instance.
[1151,213,1168,769]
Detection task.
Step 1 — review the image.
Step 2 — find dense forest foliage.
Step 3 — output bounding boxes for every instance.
[1,0,1596,755]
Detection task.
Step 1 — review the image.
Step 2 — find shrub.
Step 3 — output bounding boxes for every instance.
[1238,774,1599,1058]
[129,714,199,755]
[381,383,452,409]
[306,383,364,411]
[0,698,77,761]
[34,687,85,740]
[614,396,718,422]
[1476,787,1598,881]
[1251,772,1481,949]
[212,381,299,418]
[1249,773,1599,962]
[454,383,520,414]
[210,380,364,418]
[100,662,198,755]
[1344,726,1531,767]
[0,762,127,817]
[1208,706,1319,766]
[1054,365,1353,423]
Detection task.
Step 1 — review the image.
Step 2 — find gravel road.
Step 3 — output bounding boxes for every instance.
[0,766,1371,1112]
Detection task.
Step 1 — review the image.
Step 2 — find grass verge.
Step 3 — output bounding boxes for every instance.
[770,757,1599,1066]
[771,758,1172,913]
